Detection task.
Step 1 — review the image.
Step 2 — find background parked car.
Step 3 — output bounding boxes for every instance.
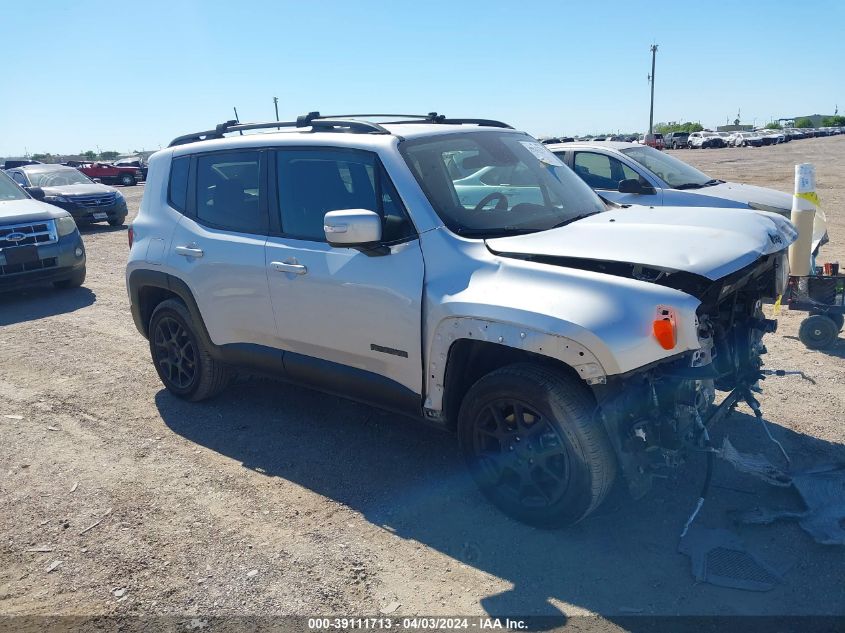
[688,131,724,148]
[75,161,143,186]
[730,131,764,147]
[642,132,665,149]
[547,140,828,255]
[0,168,86,291]
[3,160,42,170]
[6,164,128,226]
[663,132,689,149]
[112,156,149,181]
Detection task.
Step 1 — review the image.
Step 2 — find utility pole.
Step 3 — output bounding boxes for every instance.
[273,96,280,130]
[648,44,658,135]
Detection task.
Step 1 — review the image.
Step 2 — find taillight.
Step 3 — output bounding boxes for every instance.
[128,225,134,249]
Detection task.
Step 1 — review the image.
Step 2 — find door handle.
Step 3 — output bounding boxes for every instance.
[175,244,204,258]
[270,261,308,275]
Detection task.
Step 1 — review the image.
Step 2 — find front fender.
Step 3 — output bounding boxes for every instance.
[423,317,609,412]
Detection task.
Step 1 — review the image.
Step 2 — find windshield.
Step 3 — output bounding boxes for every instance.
[0,170,28,201]
[620,145,713,189]
[400,132,606,237]
[26,168,93,187]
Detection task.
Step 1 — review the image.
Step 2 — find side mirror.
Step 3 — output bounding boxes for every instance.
[25,186,46,200]
[324,209,382,246]
[618,178,654,195]
[92,178,102,184]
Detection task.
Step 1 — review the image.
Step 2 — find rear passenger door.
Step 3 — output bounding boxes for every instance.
[167,150,277,349]
[264,148,425,404]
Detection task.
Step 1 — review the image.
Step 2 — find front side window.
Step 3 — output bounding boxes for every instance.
[400,132,606,238]
[276,149,414,242]
[9,171,29,188]
[0,171,28,201]
[621,145,713,189]
[572,152,641,190]
[195,151,266,233]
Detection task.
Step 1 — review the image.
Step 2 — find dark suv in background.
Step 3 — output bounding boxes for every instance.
[6,164,128,226]
[663,131,689,149]
[0,169,86,291]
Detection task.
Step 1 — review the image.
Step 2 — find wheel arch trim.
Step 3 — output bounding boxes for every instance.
[425,317,608,412]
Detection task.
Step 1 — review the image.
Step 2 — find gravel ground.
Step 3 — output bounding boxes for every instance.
[1,136,844,625]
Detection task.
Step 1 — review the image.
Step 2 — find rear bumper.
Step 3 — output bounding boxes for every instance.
[0,231,86,291]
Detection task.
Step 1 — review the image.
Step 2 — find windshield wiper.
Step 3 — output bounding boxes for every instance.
[675,179,723,190]
[549,212,599,229]
[456,227,539,238]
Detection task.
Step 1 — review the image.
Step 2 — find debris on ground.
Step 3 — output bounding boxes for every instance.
[46,560,63,573]
[78,508,112,536]
[380,601,401,614]
[734,465,845,545]
[718,438,792,487]
[678,525,782,591]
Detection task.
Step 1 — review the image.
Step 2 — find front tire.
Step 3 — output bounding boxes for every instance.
[458,363,616,527]
[120,174,136,186]
[148,298,232,401]
[108,214,126,227]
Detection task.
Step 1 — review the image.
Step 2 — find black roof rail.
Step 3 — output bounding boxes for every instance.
[168,111,513,147]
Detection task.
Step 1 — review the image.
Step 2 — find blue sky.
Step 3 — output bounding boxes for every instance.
[1,0,843,156]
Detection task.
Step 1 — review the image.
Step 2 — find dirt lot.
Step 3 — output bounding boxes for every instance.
[1,137,844,626]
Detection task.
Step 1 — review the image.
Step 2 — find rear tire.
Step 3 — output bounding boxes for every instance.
[811,310,844,332]
[798,315,839,350]
[53,267,86,289]
[148,298,232,401]
[458,363,616,527]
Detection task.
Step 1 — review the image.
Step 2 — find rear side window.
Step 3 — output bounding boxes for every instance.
[195,151,267,234]
[168,157,190,211]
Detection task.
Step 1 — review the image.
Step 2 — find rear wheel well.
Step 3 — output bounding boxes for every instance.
[441,339,584,430]
[137,286,180,337]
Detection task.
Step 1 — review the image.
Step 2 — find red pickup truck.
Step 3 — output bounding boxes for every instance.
[72,162,144,186]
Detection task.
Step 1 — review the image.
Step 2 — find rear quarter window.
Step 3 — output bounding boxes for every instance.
[168,156,190,212]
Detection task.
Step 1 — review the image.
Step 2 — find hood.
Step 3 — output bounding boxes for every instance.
[0,198,72,223]
[486,206,796,282]
[41,182,117,197]
[666,181,827,253]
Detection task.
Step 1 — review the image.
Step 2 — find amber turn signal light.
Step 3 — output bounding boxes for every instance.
[653,318,676,350]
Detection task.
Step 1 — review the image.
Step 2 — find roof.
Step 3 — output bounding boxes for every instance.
[16,163,77,172]
[544,140,638,152]
[166,113,517,150]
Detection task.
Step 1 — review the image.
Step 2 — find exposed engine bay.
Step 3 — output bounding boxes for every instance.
[591,254,784,497]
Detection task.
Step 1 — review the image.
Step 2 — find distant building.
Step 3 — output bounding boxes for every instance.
[717,124,753,132]
[780,114,835,127]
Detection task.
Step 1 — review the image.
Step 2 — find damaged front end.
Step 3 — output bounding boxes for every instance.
[592,253,784,498]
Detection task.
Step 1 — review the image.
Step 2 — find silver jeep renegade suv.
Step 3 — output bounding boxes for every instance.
[127,113,795,526]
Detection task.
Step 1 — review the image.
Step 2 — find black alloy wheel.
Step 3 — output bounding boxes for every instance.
[470,399,571,509]
[153,315,197,391]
